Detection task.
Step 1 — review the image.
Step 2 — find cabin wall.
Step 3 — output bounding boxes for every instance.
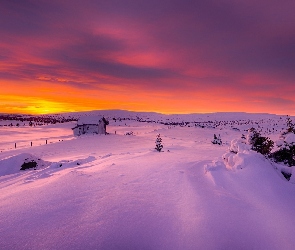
[98,121,106,134]
[87,125,99,134]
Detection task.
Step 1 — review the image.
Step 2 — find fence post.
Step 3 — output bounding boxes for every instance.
[31,142,32,147]
[15,143,16,149]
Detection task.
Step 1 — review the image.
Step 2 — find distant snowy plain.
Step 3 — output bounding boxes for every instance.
[0,111,294,250]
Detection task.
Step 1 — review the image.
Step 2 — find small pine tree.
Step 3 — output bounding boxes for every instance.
[212,134,222,145]
[155,134,163,152]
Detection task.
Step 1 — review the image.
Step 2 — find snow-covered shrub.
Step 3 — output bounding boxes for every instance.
[222,137,251,170]
[246,128,273,156]
[229,138,249,154]
[223,151,247,170]
[0,153,50,177]
[155,134,163,152]
[212,134,222,145]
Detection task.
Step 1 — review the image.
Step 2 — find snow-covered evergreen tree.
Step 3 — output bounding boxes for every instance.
[246,128,273,156]
[271,118,295,166]
[155,134,163,152]
[276,117,295,148]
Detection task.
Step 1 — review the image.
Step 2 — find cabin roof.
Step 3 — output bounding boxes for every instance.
[77,115,104,126]
[71,124,99,130]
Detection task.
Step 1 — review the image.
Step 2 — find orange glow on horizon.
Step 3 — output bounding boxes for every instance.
[0,82,294,115]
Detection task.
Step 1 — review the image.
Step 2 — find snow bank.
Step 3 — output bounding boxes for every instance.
[206,135,295,184]
[223,150,266,170]
[0,153,50,177]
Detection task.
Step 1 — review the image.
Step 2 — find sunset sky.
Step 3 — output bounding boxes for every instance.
[1,0,295,115]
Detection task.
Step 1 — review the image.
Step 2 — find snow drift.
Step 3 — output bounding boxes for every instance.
[0,153,50,177]
[1,111,295,250]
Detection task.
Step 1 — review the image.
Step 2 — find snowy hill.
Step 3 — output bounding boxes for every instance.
[0,110,295,249]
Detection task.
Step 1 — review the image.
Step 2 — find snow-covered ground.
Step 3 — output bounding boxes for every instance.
[0,111,294,250]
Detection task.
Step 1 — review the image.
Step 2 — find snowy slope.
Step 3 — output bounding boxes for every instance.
[0,111,295,250]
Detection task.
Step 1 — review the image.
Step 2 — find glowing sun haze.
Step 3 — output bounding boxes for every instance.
[1,0,295,115]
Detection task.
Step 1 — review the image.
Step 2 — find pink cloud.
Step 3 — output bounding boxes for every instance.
[1,0,295,114]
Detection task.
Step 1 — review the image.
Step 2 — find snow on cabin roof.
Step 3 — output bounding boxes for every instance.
[77,115,104,125]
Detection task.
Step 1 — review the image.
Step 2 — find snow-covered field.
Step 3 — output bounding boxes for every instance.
[0,111,294,250]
